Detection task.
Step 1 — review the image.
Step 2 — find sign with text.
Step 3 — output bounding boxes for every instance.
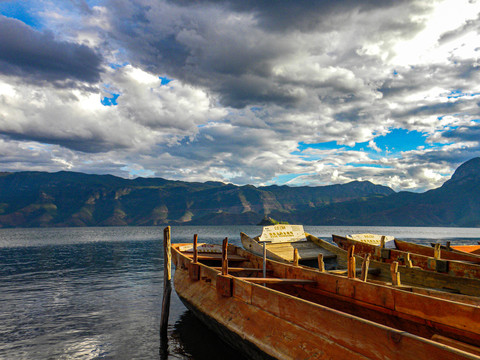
[259,225,306,243]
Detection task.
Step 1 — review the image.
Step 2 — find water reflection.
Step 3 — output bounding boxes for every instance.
[167,311,248,360]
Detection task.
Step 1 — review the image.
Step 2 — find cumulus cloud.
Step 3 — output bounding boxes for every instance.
[1,0,480,191]
[0,15,102,84]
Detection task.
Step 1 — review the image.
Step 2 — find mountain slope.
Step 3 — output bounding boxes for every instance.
[0,171,394,227]
[291,158,480,227]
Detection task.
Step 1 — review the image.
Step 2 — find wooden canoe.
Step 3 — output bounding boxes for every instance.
[333,234,480,280]
[433,243,480,256]
[453,245,480,255]
[394,239,480,264]
[172,240,480,359]
[240,231,338,268]
[243,231,480,298]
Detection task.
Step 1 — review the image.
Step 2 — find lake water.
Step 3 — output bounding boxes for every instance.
[1,225,480,359]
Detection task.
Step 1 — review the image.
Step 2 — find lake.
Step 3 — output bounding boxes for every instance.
[1,225,479,359]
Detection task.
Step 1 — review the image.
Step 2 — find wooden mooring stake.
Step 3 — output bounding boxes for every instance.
[390,261,401,286]
[347,245,356,279]
[360,254,371,282]
[318,253,325,272]
[293,248,299,266]
[160,226,172,339]
[222,237,228,275]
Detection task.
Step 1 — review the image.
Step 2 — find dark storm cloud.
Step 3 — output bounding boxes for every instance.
[0,15,102,84]
[441,124,480,142]
[171,0,413,32]
[105,0,424,109]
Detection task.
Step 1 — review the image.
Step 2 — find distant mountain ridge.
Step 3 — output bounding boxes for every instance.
[0,158,478,227]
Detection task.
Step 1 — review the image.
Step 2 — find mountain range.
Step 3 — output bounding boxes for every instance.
[0,157,479,227]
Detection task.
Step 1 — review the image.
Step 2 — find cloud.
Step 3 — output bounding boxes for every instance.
[1,0,480,192]
[0,15,102,84]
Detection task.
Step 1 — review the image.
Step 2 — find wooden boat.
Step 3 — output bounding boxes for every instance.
[394,239,480,264]
[242,229,480,298]
[172,239,480,359]
[240,225,338,268]
[433,243,480,256]
[333,234,480,280]
[452,245,480,255]
[347,233,395,246]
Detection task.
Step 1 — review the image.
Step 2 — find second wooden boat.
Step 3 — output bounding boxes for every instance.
[394,238,480,264]
[242,229,480,297]
[333,234,480,280]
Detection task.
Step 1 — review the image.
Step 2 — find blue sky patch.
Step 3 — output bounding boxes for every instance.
[109,62,129,70]
[159,76,173,85]
[0,1,41,29]
[101,93,120,106]
[374,128,427,152]
[447,89,480,99]
[296,128,429,156]
[266,173,310,185]
[346,163,390,168]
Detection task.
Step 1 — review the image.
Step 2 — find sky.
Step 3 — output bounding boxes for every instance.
[0,0,480,192]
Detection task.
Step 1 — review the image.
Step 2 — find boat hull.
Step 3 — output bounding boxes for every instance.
[172,243,480,359]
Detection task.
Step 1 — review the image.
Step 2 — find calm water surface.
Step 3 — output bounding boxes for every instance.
[1,225,479,359]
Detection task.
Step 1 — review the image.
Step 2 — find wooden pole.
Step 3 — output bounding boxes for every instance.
[160,226,172,339]
[380,236,386,249]
[293,248,299,266]
[360,254,370,282]
[222,237,228,276]
[406,253,413,268]
[434,243,441,260]
[390,261,401,286]
[318,253,325,272]
[262,242,267,279]
[193,234,198,263]
[347,245,356,279]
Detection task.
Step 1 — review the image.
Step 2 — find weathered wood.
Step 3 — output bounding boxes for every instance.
[213,267,271,272]
[334,234,480,280]
[237,277,316,285]
[160,226,172,338]
[164,226,172,281]
[241,232,337,262]
[432,335,480,356]
[216,274,233,297]
[184,253,247,261]
[434,243,441,260]
[390,261,401,286]
[318,253,325,272]
[222,237,228,276]
[293,248,299,266]
[347,245,356,279]
[396,239,480,263]
[193,233,198,263]
[173,242,480,358]
[406,253,413,268]
[360,254,370,282]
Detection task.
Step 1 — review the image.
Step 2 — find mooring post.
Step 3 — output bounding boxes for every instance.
[293,248,299,266]
[347,245,356,279]
[360,254,371,282]
[160,226,172,339]
[193,234,198,263]
[318,253,325,272]
[222,237,229,275]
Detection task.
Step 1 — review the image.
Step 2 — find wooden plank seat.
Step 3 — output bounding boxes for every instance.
[212,267,272,272]
[237,277,316,285]
[185,253,247,261]
[329,267,381,276]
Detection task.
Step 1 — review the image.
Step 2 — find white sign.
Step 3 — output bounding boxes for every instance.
[259,225,306,243]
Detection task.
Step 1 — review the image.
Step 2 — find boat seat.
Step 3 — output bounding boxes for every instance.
[237,277,316,285]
